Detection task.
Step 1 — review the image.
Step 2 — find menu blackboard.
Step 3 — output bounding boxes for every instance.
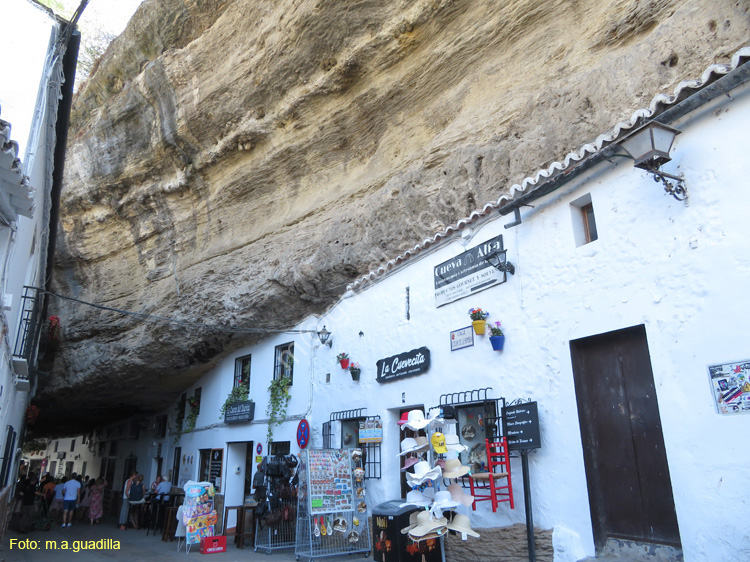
[209,449,223,491]
[503,401,541,451]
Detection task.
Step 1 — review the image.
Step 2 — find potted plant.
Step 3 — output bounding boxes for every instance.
[184,396,200,433]
[469,308,489,335]
[220,382,254,421]
[488,321,505,351]
[349,362,361,381]
[337,352,350,370]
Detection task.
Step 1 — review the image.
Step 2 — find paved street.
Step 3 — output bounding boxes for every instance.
[0,515,304,562]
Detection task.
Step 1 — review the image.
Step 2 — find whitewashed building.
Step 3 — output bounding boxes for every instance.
[0,1,80,493]
[73,48,749,562]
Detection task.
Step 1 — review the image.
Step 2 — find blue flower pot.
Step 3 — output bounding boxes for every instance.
[489,335,505,351]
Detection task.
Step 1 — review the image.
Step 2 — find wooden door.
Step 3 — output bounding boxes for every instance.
[570,325,681,549]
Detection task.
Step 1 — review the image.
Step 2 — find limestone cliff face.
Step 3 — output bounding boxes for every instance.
[39,0,749,433]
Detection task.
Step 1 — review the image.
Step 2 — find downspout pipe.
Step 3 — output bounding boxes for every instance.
[41,29,79,321]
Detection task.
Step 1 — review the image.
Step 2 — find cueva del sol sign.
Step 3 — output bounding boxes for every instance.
[376,347,431,383]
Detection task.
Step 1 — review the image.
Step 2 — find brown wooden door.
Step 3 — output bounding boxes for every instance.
[570,325,681,549]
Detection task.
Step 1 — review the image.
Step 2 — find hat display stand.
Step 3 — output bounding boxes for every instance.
[294,448,371,560]
[423,406,478,543]
[398,406,479,559]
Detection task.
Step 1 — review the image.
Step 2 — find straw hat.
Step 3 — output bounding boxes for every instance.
[447,483,474,507]
[400,510,421,534]
[408,511,447,539]
[442,458,470,479]
[447,514,480,538]
[399,490,432,508]
[405,461,442,486]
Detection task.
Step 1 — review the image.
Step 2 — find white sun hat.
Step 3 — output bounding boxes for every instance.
[429,490,460,518]
[399,489,432,508]
[445,433,468,453]
[401,409,430,431]
[446,513,480,538]
[405,461,442,486]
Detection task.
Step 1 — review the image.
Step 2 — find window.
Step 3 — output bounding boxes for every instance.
[54,441,59,453]
[273,342,294,384]
[177,393,186,422]
[269,441,291,456]
[582,204,598,243]
[234,354,251,388]
[323,409,381,480]
[571,193,598,246]
[154,415,168,439]
[193,388,202,415]
[199,448,223,492]
[70,439,75,452]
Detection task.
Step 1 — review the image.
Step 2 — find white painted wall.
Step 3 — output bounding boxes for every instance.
[118,79,749,561]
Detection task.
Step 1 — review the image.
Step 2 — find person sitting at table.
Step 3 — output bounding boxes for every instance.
[150,475,162,492]
[155,476,172,501]
[128,474,147,529]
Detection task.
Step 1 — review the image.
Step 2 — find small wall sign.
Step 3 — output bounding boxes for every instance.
[376,347,430,383]
[708,359,750,415]
[256,443,263,455]
[502,401,541,450]
[450,326,474,351]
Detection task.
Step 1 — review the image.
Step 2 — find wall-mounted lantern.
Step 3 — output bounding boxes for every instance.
[485,249,515,276]
[617,121,687,201]
[317,326,332,347]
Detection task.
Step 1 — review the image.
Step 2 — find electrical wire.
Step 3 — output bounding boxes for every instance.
[31,287,317,336]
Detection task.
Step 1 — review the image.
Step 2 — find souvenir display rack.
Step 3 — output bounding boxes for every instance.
[254,455,297,554]
[322,408,382,479]
[295,448,371,561]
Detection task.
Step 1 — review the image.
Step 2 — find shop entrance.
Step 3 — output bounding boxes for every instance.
[570,325,681,550]
[398,406,423,499]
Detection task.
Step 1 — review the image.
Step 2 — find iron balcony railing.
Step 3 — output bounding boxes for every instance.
[13,286,45,363]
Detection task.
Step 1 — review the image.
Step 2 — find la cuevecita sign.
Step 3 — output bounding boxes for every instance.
[376,347,430,383]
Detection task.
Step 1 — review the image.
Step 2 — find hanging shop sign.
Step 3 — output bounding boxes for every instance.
[450,326,474,351]
[708,359,750,415]
[434,234,508,307]
[376,347,430,383]
[502,401,541,451]
[224,400,255,424]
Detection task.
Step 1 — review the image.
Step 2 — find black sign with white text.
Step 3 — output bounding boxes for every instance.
[503,401,541,450]
[376,347,430,383]
[225,400,255,424]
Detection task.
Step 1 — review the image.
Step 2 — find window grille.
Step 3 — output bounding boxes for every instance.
[273,342,294,384]
[234,354,251,388]
[325,409,381,480]
[0,426,16,487]
[13,286,43,362]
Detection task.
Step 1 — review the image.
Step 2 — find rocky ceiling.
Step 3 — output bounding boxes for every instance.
[33,0,750,435]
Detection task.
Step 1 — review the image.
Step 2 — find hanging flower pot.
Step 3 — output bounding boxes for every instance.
[468,308,489,335]
[488,321,505,351]
[489,335,505,351]
[350,368,361,381]
[336,353,350,370]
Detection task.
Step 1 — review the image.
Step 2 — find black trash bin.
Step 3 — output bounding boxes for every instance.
[372,500,442,562]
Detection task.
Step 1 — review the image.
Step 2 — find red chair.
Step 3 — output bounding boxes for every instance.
[468,437,514,512]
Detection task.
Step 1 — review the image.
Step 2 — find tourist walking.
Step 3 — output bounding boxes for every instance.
[61,473,81,527]
[89,477,105,525]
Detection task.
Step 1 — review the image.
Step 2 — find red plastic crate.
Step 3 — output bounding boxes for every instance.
[200,535,226,554]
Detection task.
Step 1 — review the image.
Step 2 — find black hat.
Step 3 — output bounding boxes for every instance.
[441,405,457,420]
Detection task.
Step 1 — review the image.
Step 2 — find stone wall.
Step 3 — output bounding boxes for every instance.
[445,524,553,562]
